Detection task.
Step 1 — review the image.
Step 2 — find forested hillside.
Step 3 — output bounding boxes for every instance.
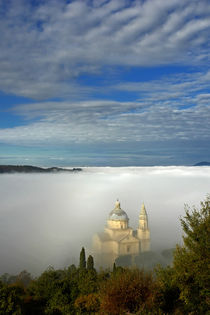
[0,165,82,173]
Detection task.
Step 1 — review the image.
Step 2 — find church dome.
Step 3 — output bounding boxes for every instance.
[109,200,129,221]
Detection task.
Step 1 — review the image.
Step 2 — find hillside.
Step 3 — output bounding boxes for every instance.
[0,165,82,174]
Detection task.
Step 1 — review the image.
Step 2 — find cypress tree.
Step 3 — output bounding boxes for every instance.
[87,255,94,271]
[113,262,116,273]
[79,247,86,270]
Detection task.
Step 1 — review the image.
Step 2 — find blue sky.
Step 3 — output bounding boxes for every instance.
[0,0,210,166]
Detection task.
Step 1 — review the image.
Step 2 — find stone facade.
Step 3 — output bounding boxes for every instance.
[92,200,150,268]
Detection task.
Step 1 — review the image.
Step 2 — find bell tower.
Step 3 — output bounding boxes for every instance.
[137,203,150,251]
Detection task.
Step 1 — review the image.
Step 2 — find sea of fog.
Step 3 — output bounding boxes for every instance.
[0,166,209,275]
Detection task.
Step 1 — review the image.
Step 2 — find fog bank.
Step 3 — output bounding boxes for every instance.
[0,166,209,275]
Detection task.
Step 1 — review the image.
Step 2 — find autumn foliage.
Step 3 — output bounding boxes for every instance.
[99,268,158,314]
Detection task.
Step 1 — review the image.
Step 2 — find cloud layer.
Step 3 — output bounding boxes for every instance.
[0,71,210,147]
[0,167,209,275]
[0,0,209,98]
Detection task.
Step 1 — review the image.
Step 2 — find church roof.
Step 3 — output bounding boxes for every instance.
[109,200,129,221]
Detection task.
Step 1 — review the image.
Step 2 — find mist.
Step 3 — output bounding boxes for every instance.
[0,166,209,275]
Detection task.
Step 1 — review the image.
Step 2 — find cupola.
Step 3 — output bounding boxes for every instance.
[107,200,129,229]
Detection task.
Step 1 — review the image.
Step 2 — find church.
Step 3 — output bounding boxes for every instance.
[92,200,150,268]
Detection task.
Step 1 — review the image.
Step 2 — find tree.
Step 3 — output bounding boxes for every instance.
[79,247,86,270]
[87,255,94,271]
[28,266,65,309]
[0,281,25,314]
[0,273,18,286]
[173,196,210,313]
[155,265,182,314]
[113,262,117,273]
[99,268,157,314]
[28,266,80,314]
[17,270,32,288]
[78,258,98,295]
[74,293,100,314]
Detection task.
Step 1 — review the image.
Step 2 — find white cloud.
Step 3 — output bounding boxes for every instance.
[0,67,209,146]
[0,95,209,145]
[114,71,210,112]
[0,0,209,98]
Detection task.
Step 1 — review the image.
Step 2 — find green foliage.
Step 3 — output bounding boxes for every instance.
[45,288,73,314]
[79,247,86,270]
[29,267,64,302]
[172,196,210,314]
[0,282,25,315]
[28,266,80,314]
[155,265,182,314]
[78,249,98,296]
[78,269,97,296]
[87,255,94,271]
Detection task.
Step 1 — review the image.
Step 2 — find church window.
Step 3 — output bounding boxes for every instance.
[127,245,130,253]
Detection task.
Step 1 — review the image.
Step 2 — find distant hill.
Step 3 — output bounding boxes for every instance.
[0,165,82,174]
[194,161,210,166]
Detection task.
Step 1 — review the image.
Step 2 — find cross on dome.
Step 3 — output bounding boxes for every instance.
[115,199,121,209]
